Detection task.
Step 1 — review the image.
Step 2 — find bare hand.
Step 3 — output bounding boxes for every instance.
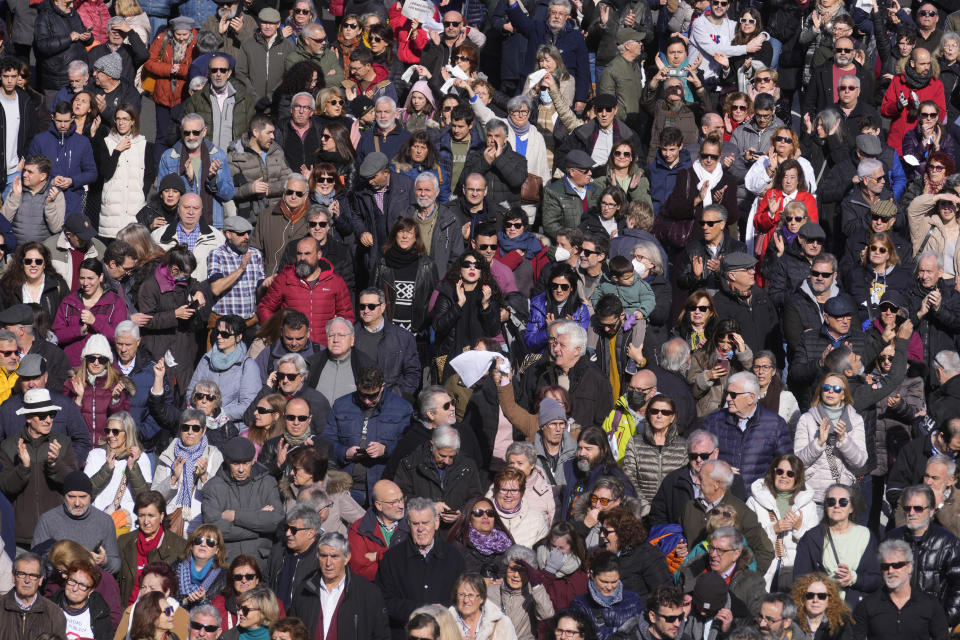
[208,159,221,178]
[195,457,208,479]
[91,546,107,567]
[707,364,727,381]
[17,438,29,468]
[80,309,95,326]
[47,439,62,464]
[94,94,107,114]
[174,305,195,320]
[455,279,467,306]
[773,232,785,256]
[252,177,269,195]
[11,176,21,195]
[277,439,289,466]
[106,448,116,470]
[360,232,374,247]
[366,442,387,457]
[221,509,235,521]
[128,445,142,466]
[186,587,206,603]
[817,417,831,446]
[715,609,734,632]
[691,255,704,277]
[171,456,186,483]
[834,419,847,441]
[115,136,132,153]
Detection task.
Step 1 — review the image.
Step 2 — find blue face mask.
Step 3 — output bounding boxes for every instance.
[540,90,553,104]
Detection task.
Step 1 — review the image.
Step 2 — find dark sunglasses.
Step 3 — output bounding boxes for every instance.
[700,153,719,160]
[821,384,843,393]
[293,7,311,13]
[825,497,850,507]
[359,303,381,310]
[85,355,109,365]
[648,408,675,417]
[343,22,359,28]
[232,573,257,582]
[688,304,710,312]
[215,330,236,339]
[918,9,937,15]
[613,150,632,157]
[879,303,901,313]
[182,129,204,138]
[194,392,217,401]
[920,112,939,119]
[699,219,721,227]
[277,372,301,382]
[871,214,891,222]
[810,269,834,278]
[550,282,571,291]
[581,248,600,257]
[505,221,524,229]
[254,406,278,415]
[309,220,330,228]
[0,349,17,357]
[461,260,479,268]
[471,508,496,517]
[656,614,684,623]
[316,175,336,184]
[904,504,928,513]
[191,622,220,632]
[193,536,217,547]
[285,414,310,422]
[181,423,204,433]
[688,452,711,461]
[104,428,123,436]
[208,67,230,74]
[285,524,314,534]
[22,258,43,266]
[869,245,888,253]
[833,47,853,53]
[370,35,384,43]
[773,136,793,143]
[775,468,796,478]
[358,389,381,400]
[477,243,497,250]
[443,20,461,26]
[285,189,305,197]
[730,104,748,111]
[804,592,828,601]
[784,216,805,222]
[454,55,472,62]
[881,561,909,570]
[239,606,259,616]
[31,411,57,420]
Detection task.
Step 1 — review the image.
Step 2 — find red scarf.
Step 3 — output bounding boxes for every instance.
[131,529,164,604]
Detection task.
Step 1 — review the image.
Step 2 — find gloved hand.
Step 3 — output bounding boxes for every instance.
[910,90,921,109]
[544,548,566,575]
[898,91,909,109]
[519,560,544,586]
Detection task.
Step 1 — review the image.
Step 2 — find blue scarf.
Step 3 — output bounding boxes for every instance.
[208,343,246,372]
[819,324,848,349]
[172,434,208,508]
[239,627,270,640]
[588,579,624,607]
[498,231,542,260]
[177,557,220,597]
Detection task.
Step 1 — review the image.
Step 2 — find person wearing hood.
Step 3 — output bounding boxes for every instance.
[51,258,127,367]
[284,22,344,87]
[27,102,97,217]
[401,81,439,133]
[882,47,947,155]
[187,315,260,423]
[32,470,121,573]
[201,437,284,566]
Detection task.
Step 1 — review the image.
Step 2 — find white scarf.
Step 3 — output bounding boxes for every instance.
[692,161,724,206]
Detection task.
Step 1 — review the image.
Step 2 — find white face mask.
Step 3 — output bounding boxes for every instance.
[555,247,571,262]
[633,259,647,277]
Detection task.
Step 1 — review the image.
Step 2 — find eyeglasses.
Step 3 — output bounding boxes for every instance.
[208,67,230,74]
[22,258,43,266]
[930,165,947,172]
[456,592,480,600]
[285,189,305,197]
[443,20,461,26]
[700,153,719,160]
[191,622,220,633]
[757,615,783,624]
[66,577,92,591]
[773,136,793,144]
[881,561,909,571]
[471,508,496,517]
[709,546,736,555]
[699,219,721,227]
[285,414,310,422]
[477,243,497,251]
[688,452,712,461]
[555,630,583,638]
[309,220,330,228]
[461,260,479,269]
[590,495,614,506]
[30,411,56,421]
[822,384,843,393]
[825,497,850,507]
[193,536,217,547]
[649,408,675,417]
[181,423,204,433]
[505,221,524,229]
[550,282,571,291]
[810,269,834,279]
[285,524,314,534]
[739,16,756,23]
[194,392,217,401]
[14,571,41,580]
[688,304,710,312]
[804,591,828,601]
[920,112,939,119]
[904,504,929,513]
[104,427,123,436]
[85,355,109,365]
[239,606,260,616]
[775,468,796,478]
[870,245,888,253]
[498,487,521,494]
[833,47,853,53]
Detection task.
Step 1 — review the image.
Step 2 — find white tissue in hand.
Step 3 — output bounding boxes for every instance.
[527,69,548,85]
[164,350,178,368]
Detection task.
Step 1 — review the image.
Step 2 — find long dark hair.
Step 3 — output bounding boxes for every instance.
[1,242,56,299]
[545,262,582,318]
[446,495,515,546]
[277,61,323,97]
[393,131,440,171]
[762,454,807,502]
[576,426,619,475]
[442,250,501,302]
[550,610,598,640]
[382,217,427,256]
[319,121,356,164]
[221,554,264,598]
[129,591,167,640]
[676,289,718,336]
[706,318,741,354]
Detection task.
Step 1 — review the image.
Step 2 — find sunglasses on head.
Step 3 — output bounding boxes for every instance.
[825,497,850,507]
[181,423,204,433]
[22,258,43,266]
[191,622,220,633]
[193,536,217,547]
[471,508,496,517]
[775,468,796,478]
[85,355,109,365]
[804,592,828,601]
[285,189,305,197]
[550,282,571,291]
[194,392,217,402]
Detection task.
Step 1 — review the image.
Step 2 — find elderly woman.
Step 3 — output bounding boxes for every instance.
[793,483,881,606]
[173,525,227,610]
[746,455,818,591]
[64,334,132,444]
[753,160,819,277]
[491,467,550,548]
[188,314,260,423]
[221,585,279,640]
[84,411,153,528]
[447,496,515,578]
[502,441,555,523]
[844,231,914,323]
[150,365,236,449]
[150,408,224,537]
[596,508,670,601]
[52,559,114,640]
[117,491,187,606]
[448,572,519,640]
[525,263,590,354]
[688,320,753,417]
[621,395,688,504]
[631,239,671,351]
[794,374,868,505]
[210,556,276,631]
[52,258,128,367]
[671,290,717,351]
[114,562,189,640]
[568,551,644,640]
[532,522,589,613]
[907,187,960,276]
[790,572,853,640]
[486,546,554,640]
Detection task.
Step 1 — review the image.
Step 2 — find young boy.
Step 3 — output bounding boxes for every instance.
[590,255,655,350]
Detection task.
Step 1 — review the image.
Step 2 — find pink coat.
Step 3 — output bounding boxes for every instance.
[76,0,110,44]
[51,289,127,367]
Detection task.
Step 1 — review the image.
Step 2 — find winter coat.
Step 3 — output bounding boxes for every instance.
[27,122,97,215]
[51,289,127,367]
[0,589,66,640]
[782,279,840,358]
[689,346,754,418]
[456,144,528,214]
[643,96,708,166]
[354,321,422,399]
[0,428,77,545]
[796,405,868,501]
[702,405,792,492]
[676,235,748,293]
[42,233,105,293]
[881,73,947,155]
[372,253,439,335]
[681,491,776,575]
[342,171,417,275]
[151,221,224,282]
[143,28,199,107]
[50,582,113,640]
[394,442,482,511]
[765,242,818,308]
[908,192,960,276]
[446,600,518,640]
[403,204,464,275]
[901,124,960,182]
[284,40,344,87]
[469,97,550,185]
[675,556,767,620]
[347,507,410,581]
[182,82,256,147]
[615,542,671,602]
[885,523,960,626]
[201,463,284,564]
[291,569,390,640]
[227,135,291,220]
[569,585,644,640]
[62,373,131,445]
[712,285,784,363]
[236,30,294,102]
[525,292,591,354]
[116,527,187,605]
[645,148,692,216]
[274,116,325,174]
[507,8,590,103]
[794,524,881,607]
[746,478,819,589]
[156,140,235,228]
[487,583,554,640]
[83,444,151,519]
[432,280,502,367]
[0,89,39,193]
[621,419,688,505]
[599,54,644,119]
[803,61,875,118]
[907,278,960,384]
[150,436,222,533]
[186,345,260,422]
[495,499,550,549]
[844,264,914,325]
[0,389,90,465]
[559,460,636,522]
[2,177,64,245]
[33,0,89,92]
[256,262,354,347]
[542,177,599,241]
[556,119,640,180]
[250,200,312,278]
[789,324,868,404]
[533,356,614,431]
[662,166,741,238]
[92,133,154,238]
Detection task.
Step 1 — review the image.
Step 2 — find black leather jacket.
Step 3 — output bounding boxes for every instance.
[885,523,960,626]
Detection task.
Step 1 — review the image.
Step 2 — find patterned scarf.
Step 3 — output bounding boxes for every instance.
[172,434,208,508]
[177,557,220,596]
[467,527,513,556]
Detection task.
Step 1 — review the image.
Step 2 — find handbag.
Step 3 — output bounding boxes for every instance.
[166,507,186,538]
[137,32,169,96]
[520,173,543,202]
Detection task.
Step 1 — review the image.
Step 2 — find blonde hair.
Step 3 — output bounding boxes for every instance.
[114,0,144,16]
[410,605,461,640]
[105,411,142,457]
[239,586,281,627]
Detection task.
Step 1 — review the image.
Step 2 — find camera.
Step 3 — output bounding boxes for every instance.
[667,68,688,77]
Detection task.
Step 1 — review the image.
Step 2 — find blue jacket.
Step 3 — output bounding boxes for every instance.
[356,124,410,166]
[157,140,235,228]
[507,4,591,103]
[323,390,413,498]
[569,588,645,640]
[793,524,881,607]
[177,0,218,29]
[490,0,549,83]
[525,292,590,353]
[702,406,792,493]
[27,122,97,216]
[645,148,691,216]
[393,163,452,204]
[116,350,170,447]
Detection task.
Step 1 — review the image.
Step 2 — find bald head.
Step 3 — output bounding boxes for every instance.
[372,479,401,502]
[286,397,310,415]
[630,369,657,393]
[178,193,202,229]
[702,113,723,136]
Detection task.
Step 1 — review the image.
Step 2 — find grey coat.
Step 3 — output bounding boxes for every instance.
[227,134,292,219]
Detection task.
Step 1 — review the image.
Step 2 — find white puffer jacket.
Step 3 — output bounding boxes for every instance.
[100,133,148,238]
[746,478,819,589]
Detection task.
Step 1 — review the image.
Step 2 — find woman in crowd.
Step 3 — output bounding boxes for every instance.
[688,320,753,417]
[336,15,362,70]
[401,80,439,133]
[591,142,650,206]
[447,572,518,640]
[753,350,801,431]
[315,87,352,131]
[117,492,187,607]
[272,61,321,121]
[391,131,451,203]
[631,239,672,353]
[222,586,279,640]
[73,91,101,139]
[794,484,881,606]
[523,45,575,107]
[240,393,285,460]
[280,447,363,533]
[0,242,69,319]
[794,374,868,504]
[869,338,926,483]
[937,33,960,124]
[144,24,199,144]
[52,559,114,640]
[724,7,773,87]
[568,551,643,640]
[503,441,555,523]
[747,455,818,591]
[746,128,818,205]
[533,522,589,613]
[901,100,960,181]
[114,0,150,44]
[448,495,515,577]
[596,508,670,601]
[907,185,960,277]
[129,591,180,640]
[901,152,956,220]
[115,562,189,640]
[753,159,819,273]
[315,122,356,193]
[84,411,153,528]
[757,200,811,283]
[174,525,227,610]
[118,223,167,266]
[486,546,554,640]
[579,186,626,238]
[64,334,131,444]
[549,611,598,640]
[409,606,462,640]
[671,290,717,351]
[722,93,752,140]
[187,315,260,423]
[53,258,128,367]
[308,163,346,215]
[210,558,271,632]
[844,231,914,323]
[93,104,156,239]
[367,23,406,91]
[150,408,224,537]
[790,572,854,640]
[525,263,590,354]
[497,209,550,293]
[492,467,550,548]
[432,250,501,380]
[372,218,439,340]
[282,0,319,42]
[621,395,688,505]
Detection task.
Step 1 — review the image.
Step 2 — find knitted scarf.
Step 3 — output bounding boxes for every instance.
[208,344,245,372]
[284,431,312,447]
[385,245,420,269]
[176,142,215,225]
[172,434,208,508]
[177,557,220,596]
[131,529,164,603]
[588,579,623,607]
[281,198,309,224]
[904,63,933,90]
[468,527,513,556]
[498,231,542,260]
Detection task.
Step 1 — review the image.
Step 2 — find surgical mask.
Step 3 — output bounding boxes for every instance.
[540,90,553,104]
[627,390,647,411]
[633,260,647,277]
[555,247,571,262]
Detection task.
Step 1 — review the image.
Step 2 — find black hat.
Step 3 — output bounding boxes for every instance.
[62,470,93,496]
[222,437,256,463]
[720,252,757,273]
[592,93,617,110]
[691,572,728,614]
[351,95,375,119]
[159,174,187,194]
[880,290,907,310]
[63,214,95,244]
[799,222,826,240]
[0,303,33,327]
[824,295,856,317]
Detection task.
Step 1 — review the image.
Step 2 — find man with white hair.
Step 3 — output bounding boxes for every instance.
[275,92,324,174]
[266,503,322,608]
[152,193,226,280]
[406,172,464,273]
[899,455,960,537]
[702,371,791,493]
[251,174,313,276]
[285,22,344,86]
[394,426,481,527]
[889,417,960,509]
[839,157,893,237]
[356,95,409,164]
[644,338,696,435]
[50,61,93,114]
[303,317,376,407]
[911,252,960,390]
[680,459,774,574]
[113,320,169,447]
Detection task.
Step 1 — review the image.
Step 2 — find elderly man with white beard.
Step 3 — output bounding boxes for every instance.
[356,96,410,165]
[406,173,465,274]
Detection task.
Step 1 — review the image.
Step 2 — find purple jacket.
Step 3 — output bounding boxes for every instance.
[901,124,960,182]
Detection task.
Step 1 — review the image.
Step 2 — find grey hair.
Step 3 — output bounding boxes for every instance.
[838,74,861,89]
[817,108,843,138]
[505,441,537,466]
[191,605,222,626]
[938,32,960,57]
[548,0,571,12]
[189,77,208,92]
[286,173,309,187]
[68,60,89,76]
[878,539,913,564]
[296,484,330,512]
[507,95,534,113]
[702,204,728,221]
[701,459,734,488]
[687,429,718,452]
[918,250,945,270]
[928,453,958,479]
[277,352,308,377]
[108,15,127,28]
[415,172,440,191]
[947,173,960,192]
[302,22,324,38]
[554,321,587,353]
[179,408,207,429]
[812,252,839,273]
[762,593,797,621]
[431,425,461,450]
[182,113,205,128]
[115,320,140,340]
[901,484,936,510]
[359,287,386,305]
[0,330,18,345]
[592,476,626,500]
[317,531,350,555]
[660,338,691,374]
[753,350,778,367]
[326,316,354,336]
[501,545,536,569]
[486,119,509,138]
[857,157,884,179]
[286,503,324,531]
[633,240,664,276]
[727,371,760,397]
[291,91,316,109]
[418,385,449,415]
[935,350,960,373]
[406,496,438,519]
[710,526,744,550]
[375,96,397,111]
[193,380,222,403]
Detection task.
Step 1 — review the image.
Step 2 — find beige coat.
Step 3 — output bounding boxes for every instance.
[907,192,960,275]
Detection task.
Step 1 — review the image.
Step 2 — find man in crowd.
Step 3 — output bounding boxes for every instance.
[347,479,409,581]
[0,553,65,637]
[91,50,141,127]
[676,204,747,295]
[781,253,844,359]
[278,206,355,294]
[253,311,323,382]
[183,56,256,151]
[285,24,344,87]
[354,288,420,399]
[27,103,96,216]
[152,193,224,281]
[267,503,321,609]
[227,115,290,220]
[355,97,407,165]
[235,8,293,103]
[1,154,64,244]
[276,93,324,175]
[205,216,263,345]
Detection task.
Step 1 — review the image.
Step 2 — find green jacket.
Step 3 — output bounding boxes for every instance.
[542,176,599,240]
[116,527,187,605]
[285,39,345,88]
[237,30,295,101]
[591,172,651,206]
[183,81,256,146]
[597,54,643,116]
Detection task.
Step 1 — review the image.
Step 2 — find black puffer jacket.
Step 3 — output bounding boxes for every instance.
[393,442,482,511]
[885,523,960,626]
[432,280,501,370]
[33,0,89,91]
[617,543,671,602]
[907,278,960,387]
[765,242,812,309]
[781,279,840,359]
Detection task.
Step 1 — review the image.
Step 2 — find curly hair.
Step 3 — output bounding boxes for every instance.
[442,249,502,305]
[598,507,648,548]
[277,61,323,97]
[790,572,852,635]
[723,92,753,119]
[0,242,57,301]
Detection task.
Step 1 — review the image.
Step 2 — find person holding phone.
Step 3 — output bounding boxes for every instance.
[688,319,753,417]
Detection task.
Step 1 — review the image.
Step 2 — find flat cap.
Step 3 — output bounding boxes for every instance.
[856,133,882,156]
[871,199,897,219]
[616,28,643,45]
[824,295,856,317]
[359,152,390,179]
[221,437,257,462]
[16,354,46,378]
[592,93,617,110]
[565,149,594,170]
[798,221,826,240]
[720,252,757,273]
[223,216,253,233]
[258,7,281,22]
[0,303,33,327]
[169,16,195,30]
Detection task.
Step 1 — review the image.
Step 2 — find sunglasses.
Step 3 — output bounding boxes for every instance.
[294,7,311,13]
[920,112,939,119]
[104,427,123,436]
[881,561,909,570]
[285,189,305,197]
[285,524,314,534]
[773,136,793,144]
[471,508,496,517]
[597,106,615,113]
[215,330,236,339]
[904,504,928,513]
[591,495,614,506]
[343,22,359,28]
[254,406,278,415]
[754,76,772,83]
[85,355,109,365]
[804,592,828,601]
[871,214,891,222]
[277,372,301,382]
[688,452,711,461]
[775,468,796,478]
[285,414,310,422]
[162,606,175,617]
[550,282,571,291]
[930,165,947,172]
[505,221,524,229]
[233,573,257,582]
[191,622,220,632]
[477,243,497,250]
[443,20,461,26]
[838,85,858,91]
[358,389,381,400]
[239,606,260,617]
[309,220,330,228]
[700,153,719,160]
[22,258,43,266]
[821,384,843,393]
[918,9,937,15]
[699,219,721,227]
[825,497,850,507]
[208,67,230,74]
[656,614,684,623]
[834,47,853,53]
[454,55,472,62]
[784,216,806,223]
[613,150,632,157]
[688,304,710,312]
[730,104,748,111]
[31,411,57,420]
[461,260,479,268]
[359,303,381,310]
[581,248,600,257]
[193,536,217,547]
[316,176,336,184]
[870,245,888,253]
[648,408,675,417]
[370,35,384,43]
[181,423,204,433]
[879,303,900,313]
[810,269,834,278]
[0,349,17,357]
[739,16,756,23]
[194,392,217,401]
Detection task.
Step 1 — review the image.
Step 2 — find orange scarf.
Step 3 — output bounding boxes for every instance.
[281,198,309,224]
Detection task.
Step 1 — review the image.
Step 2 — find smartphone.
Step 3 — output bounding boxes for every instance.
[667,68,689,77]
[188,299,200,310]
[718,359,730,374]
[442,509,457,515]
[94,541,103,554]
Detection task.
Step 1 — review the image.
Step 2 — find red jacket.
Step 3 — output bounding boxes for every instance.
[881,74,947,155]
[62,376,130,445]
[256,260,354,346]
[753,189,819,286]
[144,28,199,107]
[347,509,409,581]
